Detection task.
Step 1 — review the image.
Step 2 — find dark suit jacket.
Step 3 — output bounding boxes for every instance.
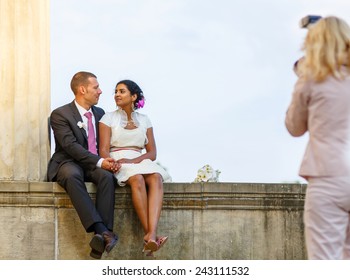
[47,101,105,181]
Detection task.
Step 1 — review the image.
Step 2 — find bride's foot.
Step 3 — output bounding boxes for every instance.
[156,236,168,250]
[142,236,168,256]
[144,239,158,251]
[142,239,157,257]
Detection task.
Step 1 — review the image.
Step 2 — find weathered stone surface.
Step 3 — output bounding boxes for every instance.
[0,182,307,260]
[0,207,55,260]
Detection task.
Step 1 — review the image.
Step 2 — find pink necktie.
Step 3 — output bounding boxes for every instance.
[84,112,97,155]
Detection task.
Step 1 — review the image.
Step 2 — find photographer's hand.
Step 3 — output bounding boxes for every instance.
[293,57,305,77]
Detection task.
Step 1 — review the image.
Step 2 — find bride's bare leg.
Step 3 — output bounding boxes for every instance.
[127,175,149,235]
[144,173,163,242]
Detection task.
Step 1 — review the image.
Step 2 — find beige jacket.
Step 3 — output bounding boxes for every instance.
[285,69,350,178]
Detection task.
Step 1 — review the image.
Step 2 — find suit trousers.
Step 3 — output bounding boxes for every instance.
[304,176,350,259]
[56,161,117,232]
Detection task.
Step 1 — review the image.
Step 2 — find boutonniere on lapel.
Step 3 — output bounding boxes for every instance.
[77,121,87,130]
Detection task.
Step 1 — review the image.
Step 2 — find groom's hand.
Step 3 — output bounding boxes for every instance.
[102,158,121,173]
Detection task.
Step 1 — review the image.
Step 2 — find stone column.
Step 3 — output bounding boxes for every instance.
[0,0,50,181]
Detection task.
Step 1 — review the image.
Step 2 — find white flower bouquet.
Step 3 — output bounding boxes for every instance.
[194,164,221,182]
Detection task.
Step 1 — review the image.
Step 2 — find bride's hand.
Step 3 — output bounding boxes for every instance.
[102,158,121,172]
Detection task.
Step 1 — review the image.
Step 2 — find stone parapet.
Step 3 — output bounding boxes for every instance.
[0,182,307,260]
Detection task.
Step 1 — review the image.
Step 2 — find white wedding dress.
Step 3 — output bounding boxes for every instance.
[99,109,172,186]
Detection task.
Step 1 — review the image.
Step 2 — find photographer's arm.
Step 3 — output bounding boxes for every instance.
[285,79,309,137]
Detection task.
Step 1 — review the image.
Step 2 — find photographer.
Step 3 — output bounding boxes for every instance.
[285,16,350,259]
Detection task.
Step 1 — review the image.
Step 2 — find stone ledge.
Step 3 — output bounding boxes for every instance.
[0,181,306,210]
[0,181,307,259]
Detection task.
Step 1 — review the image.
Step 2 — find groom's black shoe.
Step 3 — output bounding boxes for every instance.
[102,231,119,253]
[89,234,105,259]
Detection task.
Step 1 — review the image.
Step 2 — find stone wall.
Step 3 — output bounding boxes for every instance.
[0,181,307,260]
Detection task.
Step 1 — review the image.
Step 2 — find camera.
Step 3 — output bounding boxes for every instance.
[299,15,322,28]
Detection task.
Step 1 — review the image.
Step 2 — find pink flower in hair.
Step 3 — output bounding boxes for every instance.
[136,98,145,109]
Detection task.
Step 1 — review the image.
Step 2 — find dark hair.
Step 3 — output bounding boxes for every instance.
[116,80,144,109]
[70,71,97,95]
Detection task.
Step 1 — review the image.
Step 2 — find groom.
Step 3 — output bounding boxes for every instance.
[47,71,120,259]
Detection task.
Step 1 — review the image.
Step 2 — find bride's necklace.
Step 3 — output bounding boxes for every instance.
[126,119,135,127]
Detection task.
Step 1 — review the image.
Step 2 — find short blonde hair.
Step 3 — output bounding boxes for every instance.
[70,71,97,95]
[299,16,350,82]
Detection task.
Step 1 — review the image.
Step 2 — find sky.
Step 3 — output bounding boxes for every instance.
[50,0,350,184]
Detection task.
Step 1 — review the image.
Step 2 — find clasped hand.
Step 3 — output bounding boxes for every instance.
[102,158,121,173]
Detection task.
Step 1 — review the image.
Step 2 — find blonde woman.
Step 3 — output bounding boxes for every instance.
[286,16,350,259]
[99,80,171,256]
